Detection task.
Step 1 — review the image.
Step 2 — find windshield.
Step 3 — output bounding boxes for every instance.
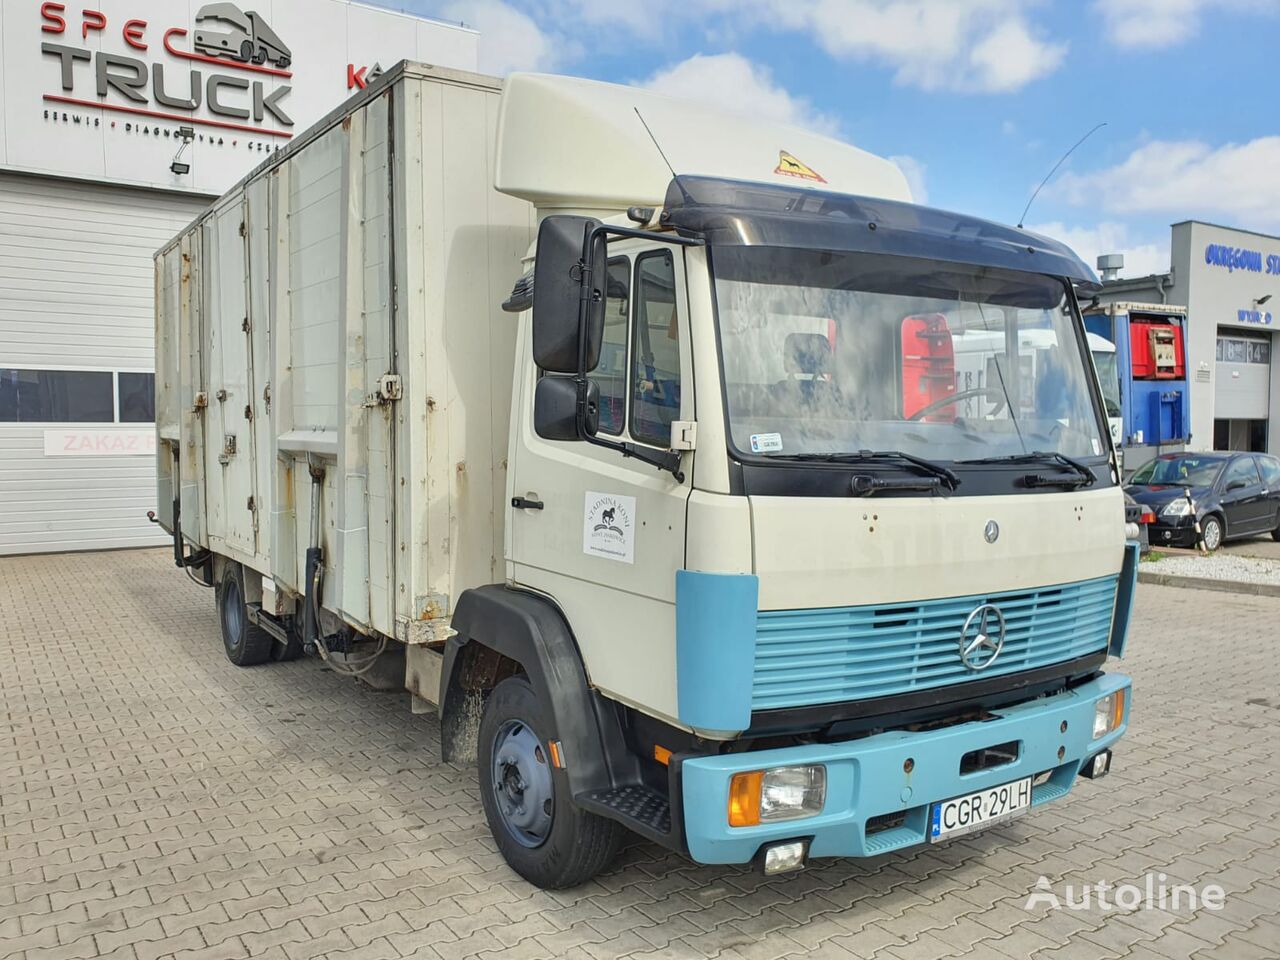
[1092,350,1121,418]
[1130,456,1224,487]
[711,248,1107,462]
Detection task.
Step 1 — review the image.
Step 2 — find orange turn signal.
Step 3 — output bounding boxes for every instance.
[654,745,672,766]
[1111,689,1126,732]
[728,771,764,827]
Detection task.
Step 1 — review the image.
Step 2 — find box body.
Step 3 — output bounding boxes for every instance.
[155,63,534,640]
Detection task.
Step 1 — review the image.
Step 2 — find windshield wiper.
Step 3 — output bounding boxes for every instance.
[957,451,1097,488]
[768,449,960,490]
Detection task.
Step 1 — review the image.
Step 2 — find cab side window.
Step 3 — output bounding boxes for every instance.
[1223,457,1261,488]
[591,257,630,436]
[631,251,680,447]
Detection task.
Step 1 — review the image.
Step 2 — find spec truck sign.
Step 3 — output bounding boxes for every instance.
[0,0,478,195]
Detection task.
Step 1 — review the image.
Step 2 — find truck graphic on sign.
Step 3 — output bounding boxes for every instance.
[194,3,292,69]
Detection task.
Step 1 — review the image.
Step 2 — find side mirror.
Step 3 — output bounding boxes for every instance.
[532,215,607,374]
[534,375,599,441]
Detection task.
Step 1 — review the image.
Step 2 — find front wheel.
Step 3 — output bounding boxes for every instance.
[477,676,621,888]
[1200,515,1224,552]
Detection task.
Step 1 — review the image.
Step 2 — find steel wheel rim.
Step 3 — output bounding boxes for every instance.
[491,718,553,848]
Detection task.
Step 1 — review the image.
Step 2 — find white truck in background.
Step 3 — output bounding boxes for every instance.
[154,62,1136,889]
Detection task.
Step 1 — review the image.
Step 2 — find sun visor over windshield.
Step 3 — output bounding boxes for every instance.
[662,176,1100,291]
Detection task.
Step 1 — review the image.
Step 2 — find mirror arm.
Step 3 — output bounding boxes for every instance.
[585,223,707,249]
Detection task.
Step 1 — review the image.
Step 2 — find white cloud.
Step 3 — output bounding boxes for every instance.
[739,0,1067,93]
[639,53,841,136]
[1026,221,1170,279]
[967,18,1066,92]
[1093,0,1277,49]
[889,154,928,204]
[1055,136,1280,230]
[440,0,561,74]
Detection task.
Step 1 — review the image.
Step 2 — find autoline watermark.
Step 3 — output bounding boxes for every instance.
[1026,874,1226,912]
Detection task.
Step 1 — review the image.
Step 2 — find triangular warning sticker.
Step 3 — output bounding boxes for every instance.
[774,150,826,183]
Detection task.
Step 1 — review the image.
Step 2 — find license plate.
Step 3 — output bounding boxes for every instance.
[929,776,1032,842]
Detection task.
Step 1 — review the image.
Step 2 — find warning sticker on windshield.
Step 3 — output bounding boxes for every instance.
[750,433,784,453]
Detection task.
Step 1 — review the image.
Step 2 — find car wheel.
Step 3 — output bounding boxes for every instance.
[1272,524,1280,543]
[1200,515,1224,552]
[477,676,622,889]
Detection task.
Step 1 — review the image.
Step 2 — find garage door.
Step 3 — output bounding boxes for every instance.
[1215,330,1272,420]
[0,173,211,555]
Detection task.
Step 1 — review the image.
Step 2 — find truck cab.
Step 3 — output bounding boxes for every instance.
[467,76,1136,886]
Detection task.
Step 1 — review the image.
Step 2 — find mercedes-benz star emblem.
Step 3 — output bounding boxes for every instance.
[984,520,1000,543]
[959,604,1006,671]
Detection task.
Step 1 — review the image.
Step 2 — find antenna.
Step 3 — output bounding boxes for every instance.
[1017,121,1107,228]
[634,108,678,179]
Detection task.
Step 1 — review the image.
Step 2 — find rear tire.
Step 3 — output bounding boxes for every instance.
[477,676,622,889]
[1272,525,1280,542]
[271,626,304,662]
[217,562,275,666]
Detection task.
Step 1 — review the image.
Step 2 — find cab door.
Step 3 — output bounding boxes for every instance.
[508,242,693,723]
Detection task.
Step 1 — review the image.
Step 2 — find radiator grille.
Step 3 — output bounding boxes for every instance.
[753,577,1118,711]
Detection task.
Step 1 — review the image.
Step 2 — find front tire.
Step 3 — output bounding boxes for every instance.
[1200,515,1224,552]
[477,676,622,888]
[217,562,275,666]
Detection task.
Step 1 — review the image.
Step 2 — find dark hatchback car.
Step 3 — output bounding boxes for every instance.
[1126,451,1280,550]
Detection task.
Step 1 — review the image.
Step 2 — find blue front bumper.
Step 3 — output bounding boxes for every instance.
[680,673,1131,864]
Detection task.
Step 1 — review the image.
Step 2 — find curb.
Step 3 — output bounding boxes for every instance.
[1137,570,1280,598]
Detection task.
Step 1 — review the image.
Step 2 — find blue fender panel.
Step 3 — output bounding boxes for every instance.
[1110,540,1139,658]
[675,570,759,733]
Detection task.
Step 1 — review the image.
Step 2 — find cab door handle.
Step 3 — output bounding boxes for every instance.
[511,496,544,510]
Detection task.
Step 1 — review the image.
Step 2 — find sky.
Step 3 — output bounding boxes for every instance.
[374,0,1280,280]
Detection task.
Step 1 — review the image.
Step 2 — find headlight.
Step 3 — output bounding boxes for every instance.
[728,765,826,826]
[1160,499,1193,517]
[1093,690,1125,739]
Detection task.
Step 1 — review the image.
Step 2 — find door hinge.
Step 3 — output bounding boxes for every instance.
[244,404,253,422]
[364,373,402,407]
[239,220,246,238]
[263,382,271,409]
[241,316,250,333]
[193,391,208,411]
[670,420,698,451]
[218,434,237,464]
[247,495,256,512]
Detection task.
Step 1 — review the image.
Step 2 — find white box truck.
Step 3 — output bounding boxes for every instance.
[154,62,1137,888]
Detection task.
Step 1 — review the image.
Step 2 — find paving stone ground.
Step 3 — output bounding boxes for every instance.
[3,548,1279,960]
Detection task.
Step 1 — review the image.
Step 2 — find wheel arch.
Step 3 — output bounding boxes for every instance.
[440,585,636,797]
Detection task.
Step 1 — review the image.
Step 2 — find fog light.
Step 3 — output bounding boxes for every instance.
[1093,690,1125,739]
[1080,749,1112,779]
[762,840,808,875]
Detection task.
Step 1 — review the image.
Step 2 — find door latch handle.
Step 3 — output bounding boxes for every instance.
[511,496,544,510]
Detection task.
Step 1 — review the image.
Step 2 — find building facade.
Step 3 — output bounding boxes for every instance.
[1097,220,1280,457]
[1,0,477,555]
